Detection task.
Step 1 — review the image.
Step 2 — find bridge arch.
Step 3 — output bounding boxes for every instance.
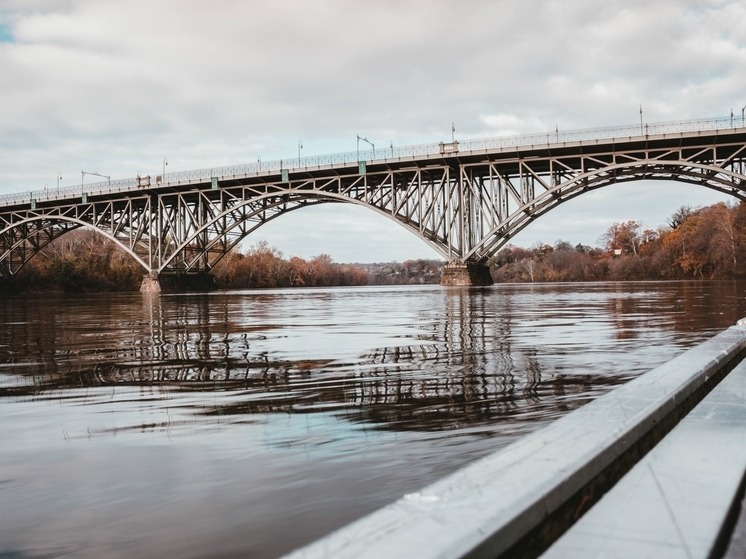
[0,215,151,276]
[159,190,450,273]
[465,159,746,262]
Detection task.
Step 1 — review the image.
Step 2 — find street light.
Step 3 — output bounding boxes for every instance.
[81,170,111,196]
[298,140,303,166]
[357,135,374,161]
[742,105,745,127]
[56,173,62,194]
[639,105,643,135]
[163,158,168,183]
[257,156,261,172]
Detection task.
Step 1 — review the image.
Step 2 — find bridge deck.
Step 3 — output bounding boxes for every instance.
[2,116,745,209]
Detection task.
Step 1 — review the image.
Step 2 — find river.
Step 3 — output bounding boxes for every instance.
[1,281,745,558]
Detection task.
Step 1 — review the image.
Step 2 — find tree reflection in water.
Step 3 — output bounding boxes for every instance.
[2,284,746,559]
[3,282,744,437]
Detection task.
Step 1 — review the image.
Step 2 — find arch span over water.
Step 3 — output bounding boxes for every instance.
[2,117,745,285]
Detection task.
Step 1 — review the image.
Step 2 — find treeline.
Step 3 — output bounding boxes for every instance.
[10,232,441,292]
[212,241,368,288]
[16,229,143,292]
[14,235,373,292]
[9,200,746,292]
[211,243,443,287]
[492,201,746,282]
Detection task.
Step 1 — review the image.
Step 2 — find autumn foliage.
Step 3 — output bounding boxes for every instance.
[211,241,368,288]
[492,201,746,282]
[15,229,144,292]
[9,201,746,292]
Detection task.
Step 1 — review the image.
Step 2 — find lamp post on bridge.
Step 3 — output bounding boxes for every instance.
[357,135,375,162]
[163,158,167,183]
[298,140,303,166]
[56,173,62,195]
[81,171,111,198]
[640,105,643,135]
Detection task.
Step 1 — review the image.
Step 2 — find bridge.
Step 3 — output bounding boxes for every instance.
[1,115,746,290]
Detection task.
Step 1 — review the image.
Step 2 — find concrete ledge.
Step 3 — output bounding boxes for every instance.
[282,323,746,559]
[541,358,746,559]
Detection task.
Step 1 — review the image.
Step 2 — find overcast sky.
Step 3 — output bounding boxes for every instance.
[1,0,745,262]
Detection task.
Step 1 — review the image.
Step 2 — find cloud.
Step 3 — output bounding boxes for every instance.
[0,0,744,261]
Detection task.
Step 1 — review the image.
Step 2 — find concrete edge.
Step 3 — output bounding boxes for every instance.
[281,322,746,559]
[541,356,746,558]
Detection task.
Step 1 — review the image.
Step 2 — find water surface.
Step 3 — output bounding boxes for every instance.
[1,282,744,558]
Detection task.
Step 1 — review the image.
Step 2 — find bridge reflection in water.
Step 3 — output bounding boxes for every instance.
[2,283,743,438]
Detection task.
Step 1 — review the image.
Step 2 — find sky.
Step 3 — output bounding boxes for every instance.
[0,0,745,262]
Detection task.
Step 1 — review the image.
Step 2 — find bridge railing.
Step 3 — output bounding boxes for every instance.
[1,115,742,207]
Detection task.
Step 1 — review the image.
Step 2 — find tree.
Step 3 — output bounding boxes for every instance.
[668,205,692,229]
[601,221,642,257]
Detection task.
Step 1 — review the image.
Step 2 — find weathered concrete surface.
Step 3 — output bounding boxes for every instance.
[724,492,746,559]
[440,263,493,286]
[139,272,217,293]
[281,323,746,559]
[542,358,746,559]
[139,273,161,293]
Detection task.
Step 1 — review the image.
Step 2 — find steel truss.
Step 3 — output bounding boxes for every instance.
[2,129,746,278]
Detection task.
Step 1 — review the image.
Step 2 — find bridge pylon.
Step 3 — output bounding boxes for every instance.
[440,263,493,286]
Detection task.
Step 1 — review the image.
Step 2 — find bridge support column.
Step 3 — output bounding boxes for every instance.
[140,272,217,293]
[440,263,494,286]
[140,273,161,293]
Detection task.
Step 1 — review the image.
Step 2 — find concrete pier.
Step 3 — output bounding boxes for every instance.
[282,320,746,559]
[139,272,217,293]
[440,263,493,286]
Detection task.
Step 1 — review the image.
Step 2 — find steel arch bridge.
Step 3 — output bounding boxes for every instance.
[1,116,746,288]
